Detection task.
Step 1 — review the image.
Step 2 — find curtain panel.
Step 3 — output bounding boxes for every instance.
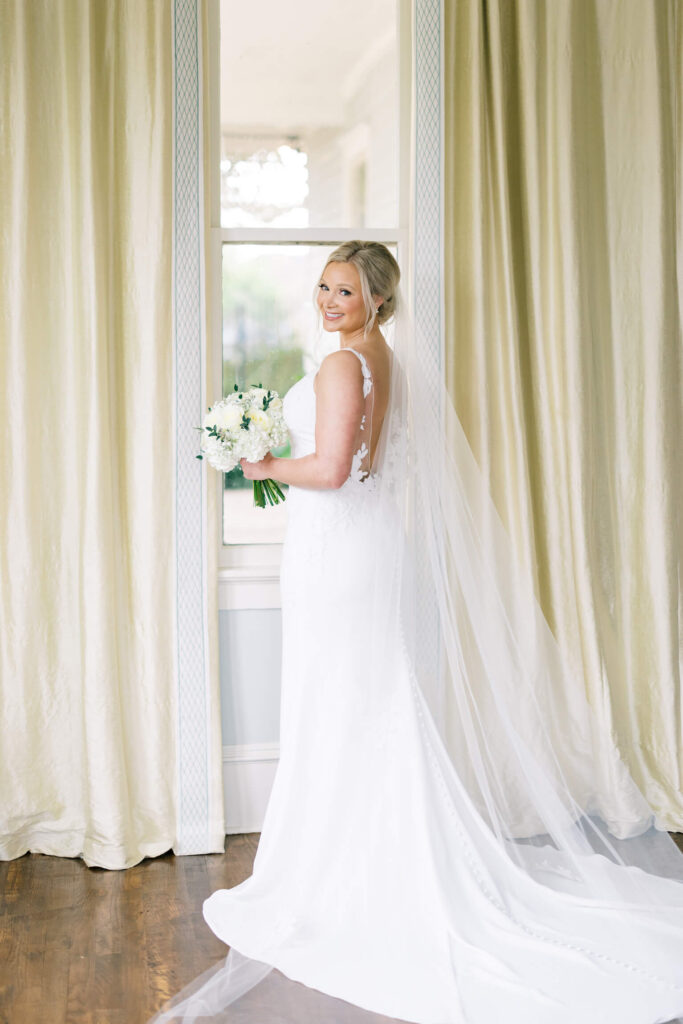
[444,0,682,826]
[0,0,223,868]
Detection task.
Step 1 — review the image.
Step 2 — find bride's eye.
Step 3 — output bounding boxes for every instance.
[318,283,328,291]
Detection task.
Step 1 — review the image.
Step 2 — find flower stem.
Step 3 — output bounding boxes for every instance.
[252,478,286,507]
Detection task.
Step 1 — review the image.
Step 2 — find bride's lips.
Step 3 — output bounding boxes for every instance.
[324,311,343,321]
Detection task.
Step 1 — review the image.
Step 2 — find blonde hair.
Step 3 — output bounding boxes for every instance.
[317,240,401,336]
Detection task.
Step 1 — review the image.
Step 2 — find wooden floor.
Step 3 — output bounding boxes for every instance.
[2,832,683,1024]
[0,834,259,1024]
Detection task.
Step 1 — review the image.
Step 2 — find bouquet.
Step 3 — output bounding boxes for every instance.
[196,383,289,508]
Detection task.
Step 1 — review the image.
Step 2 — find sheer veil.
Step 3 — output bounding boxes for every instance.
[150,288,683,1023]
[385,293,683,890]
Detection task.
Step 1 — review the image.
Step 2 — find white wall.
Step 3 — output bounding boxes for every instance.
[306,35,399,229]
[219,608,281,745]
[219,608,281,832]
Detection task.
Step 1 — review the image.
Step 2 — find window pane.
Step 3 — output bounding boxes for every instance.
[219,1,399,229]
[222,244,341,545]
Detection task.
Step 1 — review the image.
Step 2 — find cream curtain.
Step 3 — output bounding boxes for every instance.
[444,0,682,826]
[0,1,222,868]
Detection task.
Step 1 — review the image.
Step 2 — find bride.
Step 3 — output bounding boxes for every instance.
[153,241,683,1023]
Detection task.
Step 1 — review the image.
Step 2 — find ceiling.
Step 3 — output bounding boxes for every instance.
[220,0,396,134]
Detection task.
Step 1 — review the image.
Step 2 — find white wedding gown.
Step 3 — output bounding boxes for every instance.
[193,348,683,1024]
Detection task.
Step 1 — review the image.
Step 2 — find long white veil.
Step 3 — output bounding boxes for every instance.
[150,289,683,1023]
[388,295,683,891]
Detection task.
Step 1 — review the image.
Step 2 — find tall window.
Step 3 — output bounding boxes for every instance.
[214,0,408,576]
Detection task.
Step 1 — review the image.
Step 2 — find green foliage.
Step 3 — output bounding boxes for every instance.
[224,466,246,490]
[224,346,304,402]
[221,255,307,490]
[222,261,287,332]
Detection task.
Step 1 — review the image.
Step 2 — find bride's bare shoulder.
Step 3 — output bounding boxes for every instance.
[323,348,365,366]
[313,348,366,397]
[317,348,367,379]
[314,341,390,395]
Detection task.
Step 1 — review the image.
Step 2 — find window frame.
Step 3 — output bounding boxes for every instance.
[208,0,412,609]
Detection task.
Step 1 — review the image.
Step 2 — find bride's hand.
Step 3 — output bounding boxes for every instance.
[240,452,275,481]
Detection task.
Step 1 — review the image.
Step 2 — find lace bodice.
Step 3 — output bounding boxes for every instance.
[278,347,380,537]
[282,347,377,490]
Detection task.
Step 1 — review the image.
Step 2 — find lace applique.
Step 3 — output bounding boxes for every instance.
[347,348,373,398]
[376,406,404,496]
[350,441,369,483]
[345,349,374,485]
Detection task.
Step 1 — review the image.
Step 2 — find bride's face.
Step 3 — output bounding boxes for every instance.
[317,262,371,334]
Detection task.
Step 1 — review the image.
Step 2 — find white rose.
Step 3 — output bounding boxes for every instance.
[248,408,272,431]
[268,396,283,410]
[219,404,244,430]
[205,404,243,432]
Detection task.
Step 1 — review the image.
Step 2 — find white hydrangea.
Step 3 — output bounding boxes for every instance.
[197,385,289,474]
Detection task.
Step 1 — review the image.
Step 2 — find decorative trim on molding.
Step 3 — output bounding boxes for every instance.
[414,0,443,371]
[172,0,217,854]
[218,569,282,610]
[222,744,280,834]
[223,743,280,764]
[413,0,444,704]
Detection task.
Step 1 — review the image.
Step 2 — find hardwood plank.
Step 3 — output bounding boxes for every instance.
[2,831,683,1023]
[0,836,258,1024]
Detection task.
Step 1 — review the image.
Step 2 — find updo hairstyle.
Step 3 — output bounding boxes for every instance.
[320,240,401,336]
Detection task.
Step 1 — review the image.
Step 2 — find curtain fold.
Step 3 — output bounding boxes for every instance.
[0,0,198,868]
[444,0,682,826]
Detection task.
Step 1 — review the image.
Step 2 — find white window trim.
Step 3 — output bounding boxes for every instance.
[208,0,412,608]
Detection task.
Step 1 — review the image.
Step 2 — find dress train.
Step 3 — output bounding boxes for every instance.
[153,346,683,1024]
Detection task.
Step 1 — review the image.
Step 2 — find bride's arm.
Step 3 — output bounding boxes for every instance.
[240,350,365,490]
